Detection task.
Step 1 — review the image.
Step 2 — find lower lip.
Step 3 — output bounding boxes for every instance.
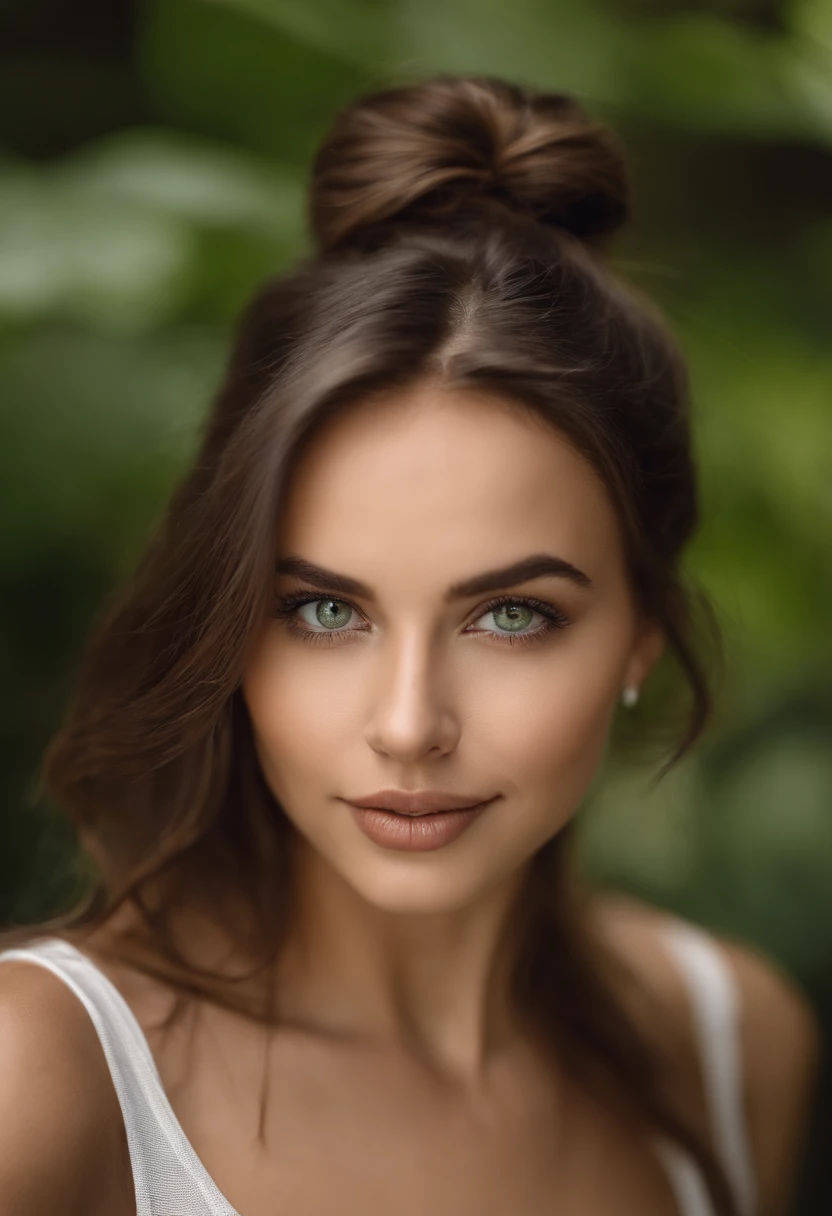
[346,800,496,852]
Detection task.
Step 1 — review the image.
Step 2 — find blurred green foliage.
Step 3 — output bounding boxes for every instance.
[1,0,830,1206]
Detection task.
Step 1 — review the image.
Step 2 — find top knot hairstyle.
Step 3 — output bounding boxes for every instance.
[310,76,630,250]
[36,75,735,1216]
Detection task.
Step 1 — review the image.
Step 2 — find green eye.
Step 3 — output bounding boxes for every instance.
[490,603,535,633]
[311,599,353,630]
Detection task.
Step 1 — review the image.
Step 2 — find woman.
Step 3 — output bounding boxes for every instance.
[0,75,820,1216]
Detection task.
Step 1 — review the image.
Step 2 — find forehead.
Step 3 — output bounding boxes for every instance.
[277,382,627,593]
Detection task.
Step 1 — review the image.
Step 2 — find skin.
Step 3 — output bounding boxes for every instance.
[0,379,820,1215]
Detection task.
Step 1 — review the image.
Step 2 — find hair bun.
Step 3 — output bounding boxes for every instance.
[310,75,630,252]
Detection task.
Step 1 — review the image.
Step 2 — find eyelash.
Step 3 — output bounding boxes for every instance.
[271,591,571,648]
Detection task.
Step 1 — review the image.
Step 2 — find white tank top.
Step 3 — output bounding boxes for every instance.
[0,918,756,1216]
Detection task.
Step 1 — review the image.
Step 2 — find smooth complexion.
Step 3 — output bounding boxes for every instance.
[242,381,663,1081]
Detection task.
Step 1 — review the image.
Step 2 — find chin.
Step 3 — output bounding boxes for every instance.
[355,879,489,918]
[340,849,521,917]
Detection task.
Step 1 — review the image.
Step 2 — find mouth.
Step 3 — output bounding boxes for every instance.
[345,798,498,852]
[344,790,497,816]
[347,801,494,818]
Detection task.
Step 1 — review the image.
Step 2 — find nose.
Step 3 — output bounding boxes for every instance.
[364,627,461,764]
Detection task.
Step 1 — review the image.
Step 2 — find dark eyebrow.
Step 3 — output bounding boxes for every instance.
[275,553,593,601]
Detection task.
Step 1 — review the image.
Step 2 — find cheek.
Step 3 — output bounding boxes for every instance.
[471,626,627,813]
[242,630,348,802]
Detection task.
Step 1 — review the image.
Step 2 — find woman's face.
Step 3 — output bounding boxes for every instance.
[243,382,662,915]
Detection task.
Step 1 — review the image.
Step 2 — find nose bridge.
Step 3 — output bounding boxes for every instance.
[366,616,458,760]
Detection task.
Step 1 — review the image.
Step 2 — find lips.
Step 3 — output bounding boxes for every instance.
[345,790,495,816]
[347,800,494,852]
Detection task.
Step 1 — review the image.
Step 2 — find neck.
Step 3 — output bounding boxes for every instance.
[273,829,534,1085]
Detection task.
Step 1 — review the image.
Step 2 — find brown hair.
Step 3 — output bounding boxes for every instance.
[18,75,733,1212]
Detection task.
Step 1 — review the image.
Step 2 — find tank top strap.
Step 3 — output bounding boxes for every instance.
[0,937,238,1216]
[659,919,758,1216]
[652,1136,720,1216]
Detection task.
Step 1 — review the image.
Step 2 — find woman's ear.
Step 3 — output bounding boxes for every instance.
[624,618,665,693]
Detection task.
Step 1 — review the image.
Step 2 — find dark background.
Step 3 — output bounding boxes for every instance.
[1,0,830,1208]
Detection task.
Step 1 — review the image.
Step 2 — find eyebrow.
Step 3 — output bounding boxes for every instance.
[275,553,593,601]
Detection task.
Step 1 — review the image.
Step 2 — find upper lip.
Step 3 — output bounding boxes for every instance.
[345,790,494,816]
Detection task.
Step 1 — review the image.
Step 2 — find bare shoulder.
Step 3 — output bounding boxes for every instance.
[591,893,822,1216]
[0,956,134,1215]
[715,931,821,1214]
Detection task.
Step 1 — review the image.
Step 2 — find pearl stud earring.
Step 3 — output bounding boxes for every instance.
[621,685,639,708]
